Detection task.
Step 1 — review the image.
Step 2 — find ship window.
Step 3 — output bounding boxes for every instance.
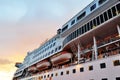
[62,25,68,32]
[47,74,49,78]
[113,60,120,66]
[53,42,55,46]
[73,69,76,73]
[96,16,100,26]
[71,19,75,25]
[116,3,120,14]
[58,46,61,50]
[41,76,43,79]
[102,78,108,80]
[107,9,112,19]
[100,63,106,69]
[61,72,63,75]
[55,48,57,52]
[66,71,69,74]
[79,28,82,35]
[50,44,52,48]
[44,75,46,78]
[48,52,50,55]
[71,33,73,39]
[90,21,93,29]
[74,30,77,38]
[103,12,108,21]
[111,6,117,17]
[51,74,53,77]
[51,50,53,54]
[74,31,76,38]
[81,27,84,34]
[84,25,87,32]
[55,73,58,76]
[90,4,96,11]
[93,18,97,27]
[80,67,84,72]
[100,14,104,23]
[89,65,93,71]
[73,32,75,39]
[87,22,90,30]
[77,29,79,37]
[98,0,107,5]
[77,12,86,21]
[116,77,120,80]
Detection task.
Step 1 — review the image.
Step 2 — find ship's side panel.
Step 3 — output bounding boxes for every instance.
[21,54,120,80]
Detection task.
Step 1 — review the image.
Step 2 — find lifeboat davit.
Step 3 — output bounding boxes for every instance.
[51,51,72,66]
[28,66,37,72]
[36,60,51,71]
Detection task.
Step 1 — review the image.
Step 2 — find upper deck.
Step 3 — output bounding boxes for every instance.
[61,0,118,37]
[63,0,120,48]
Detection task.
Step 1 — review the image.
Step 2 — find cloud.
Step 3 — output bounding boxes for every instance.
[0,59,13,65]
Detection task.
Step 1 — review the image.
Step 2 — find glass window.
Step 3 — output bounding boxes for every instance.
[44,75,46,78]
[51,74,53,77]
[58,46,61,50]
[93,19,97,27]
[96,16,100,26]
[89,65,93,71]
[66,71,69,74]
[75,30,77,38]
[55,73,58,76]
[111,6,117,17]
[73,69,76,73]
[72,33,74,39]
[116,3,120,14]
[62,25,68,32]
[102,78,108,80]
[90,4,96,11]
[71,20,75,25]
[47,75,49,78]
[98,0,107,5]
[107,9,112,19]
[84,25,87,32]
[77,29,79,37]
[55,48,57,52]
[113,60,120,66]
[51,50,54,53]
[79,28,82,35]
[61,72,63,75]
[81,27,84,34]
[116,77,120,80]
[77,12,86,21]
[103,12,108,21]
[52,43,55,47]
[90,21,93,29]
[100,63,106,69]
[80,67,84,72]
[100,14,104,23]
[41,76,43,79]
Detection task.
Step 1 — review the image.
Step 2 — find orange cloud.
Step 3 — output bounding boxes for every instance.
[0,59,13,65]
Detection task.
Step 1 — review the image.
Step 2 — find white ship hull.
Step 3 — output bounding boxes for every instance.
[22,54,120,80]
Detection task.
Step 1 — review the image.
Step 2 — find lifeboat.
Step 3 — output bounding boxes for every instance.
[51,51,72,66]
[28,66,37,72]
[36,60,51,71]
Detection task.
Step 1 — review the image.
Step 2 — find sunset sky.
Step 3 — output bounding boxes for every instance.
[0,0,93,80]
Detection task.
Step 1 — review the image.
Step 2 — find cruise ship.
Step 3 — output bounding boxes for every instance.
[13,0,120,80]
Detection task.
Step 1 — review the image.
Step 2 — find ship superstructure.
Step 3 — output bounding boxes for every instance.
[13,0,120,80]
